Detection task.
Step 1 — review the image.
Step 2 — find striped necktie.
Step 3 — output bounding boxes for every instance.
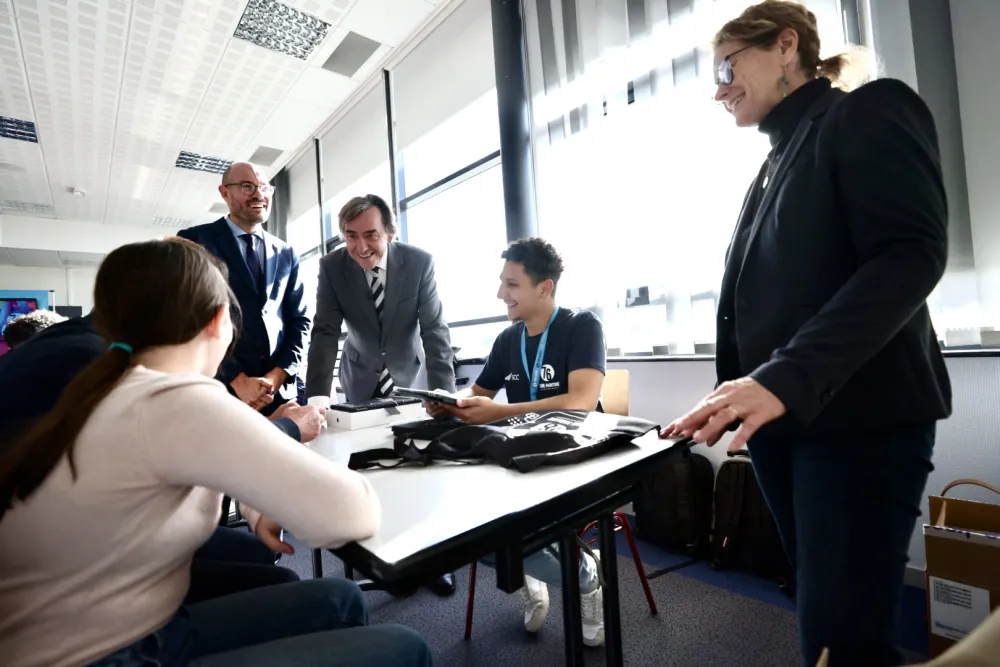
[369,267,394,398]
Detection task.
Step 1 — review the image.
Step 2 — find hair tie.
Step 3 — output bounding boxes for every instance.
[109,342,133,355]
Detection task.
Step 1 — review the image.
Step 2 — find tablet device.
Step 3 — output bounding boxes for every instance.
[392,387,460,406]
[329,396,420,413]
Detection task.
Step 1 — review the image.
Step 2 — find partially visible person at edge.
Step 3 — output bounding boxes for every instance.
[2,309,66,351]
[0,237,431,667]
[662,2,950,667]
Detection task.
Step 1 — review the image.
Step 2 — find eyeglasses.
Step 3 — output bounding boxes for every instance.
[224,181,274,197]
[714,43,758,86]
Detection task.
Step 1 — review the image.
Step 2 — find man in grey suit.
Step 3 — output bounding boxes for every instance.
[305,194,457,597]
[305,194,456,403]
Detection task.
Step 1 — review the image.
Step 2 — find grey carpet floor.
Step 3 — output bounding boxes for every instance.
[282,536,802,666]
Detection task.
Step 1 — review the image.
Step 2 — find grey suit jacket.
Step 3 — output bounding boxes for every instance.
[305,242,456,402]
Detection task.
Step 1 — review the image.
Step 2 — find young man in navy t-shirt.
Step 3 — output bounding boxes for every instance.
[432,237,608,647]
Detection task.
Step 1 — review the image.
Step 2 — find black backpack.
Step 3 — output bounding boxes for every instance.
[633,451,714,558]
[711,450,794,593]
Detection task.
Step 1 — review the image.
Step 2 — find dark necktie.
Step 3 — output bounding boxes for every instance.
[369,266,394,398]
[242,234,264,289]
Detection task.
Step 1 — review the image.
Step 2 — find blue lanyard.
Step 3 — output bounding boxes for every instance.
[520,307,559,402]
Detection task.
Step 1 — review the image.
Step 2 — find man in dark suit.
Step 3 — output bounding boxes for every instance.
[305,194,455,405]
[179,162,310,415]
[305,193,457,597]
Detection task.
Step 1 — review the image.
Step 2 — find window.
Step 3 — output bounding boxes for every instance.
[391,0,505,328]
[286,144,321,256]
[405,164,509,323]
[524,0,847,354]
[320,85,392,230]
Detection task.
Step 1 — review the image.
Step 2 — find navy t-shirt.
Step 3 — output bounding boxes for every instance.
[476,307,606,404]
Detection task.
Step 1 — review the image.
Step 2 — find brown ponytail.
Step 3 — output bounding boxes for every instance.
[0,237,237,521]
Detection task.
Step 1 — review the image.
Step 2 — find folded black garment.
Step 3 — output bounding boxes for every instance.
[350,410,659,473]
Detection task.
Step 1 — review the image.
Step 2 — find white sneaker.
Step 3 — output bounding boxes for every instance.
[581,550,605,647]
[519,575,550,633]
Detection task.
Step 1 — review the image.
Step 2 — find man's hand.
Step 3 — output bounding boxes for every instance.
[231,373,273,408]
[264,368,288,390]
[254,515,294,556]
[279,404,327,443]
[660,377,786,451]
[424,388,455,420]
[447,395,508,425]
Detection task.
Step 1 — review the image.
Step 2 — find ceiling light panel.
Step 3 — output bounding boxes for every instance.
[0,11,34,122]
[234,0,331,60]
[14,0,130,222]
[0,116,37,142]
[175,150,232,174]
[105,5,230,227]
[0,136,51,206]
[152,216,194,227]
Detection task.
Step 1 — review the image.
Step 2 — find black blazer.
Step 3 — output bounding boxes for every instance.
[716,77,951,437]
[178,218,310,400]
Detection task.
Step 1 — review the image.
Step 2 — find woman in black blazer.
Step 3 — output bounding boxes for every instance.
[663,2,951,666]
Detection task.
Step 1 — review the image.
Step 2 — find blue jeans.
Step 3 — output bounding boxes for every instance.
[187,526,299,604]
[88,578,432,667]
[481,543,600,594]
[748,422,935,667]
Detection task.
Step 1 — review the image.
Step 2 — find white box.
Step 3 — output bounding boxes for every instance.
[326,401,426,431]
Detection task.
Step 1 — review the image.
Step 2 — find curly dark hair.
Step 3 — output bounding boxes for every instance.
[501,237,565,294]
[3,310,67,350]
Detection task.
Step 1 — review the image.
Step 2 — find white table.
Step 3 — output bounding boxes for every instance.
[309,421,692,667]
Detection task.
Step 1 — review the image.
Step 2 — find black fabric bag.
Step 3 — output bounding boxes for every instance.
[710,450,793,591]
[633,452,714,557]
[349,410,659,473]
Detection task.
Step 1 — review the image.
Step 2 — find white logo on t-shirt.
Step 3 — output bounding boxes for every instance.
[505,373,520,382]
[540,364,556,382]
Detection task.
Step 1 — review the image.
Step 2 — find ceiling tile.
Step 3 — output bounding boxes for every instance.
[180,38,307,159]
[0,136,50,206]
[254,97,332,150]
[105,6,229,227]
[0,248,14,265]
[152,167,223,226]
[58,250,106,265]
[15,0,130,222]
[285,0,356,28]
[132,0,248,36]
[288,66,356,106]
[0,12,33,122]
[340,0,433,47]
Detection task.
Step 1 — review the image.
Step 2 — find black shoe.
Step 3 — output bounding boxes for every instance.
[427,572,456,597]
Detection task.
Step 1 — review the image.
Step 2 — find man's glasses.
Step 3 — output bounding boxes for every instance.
[224,181,274,197]
[714,43,758,86]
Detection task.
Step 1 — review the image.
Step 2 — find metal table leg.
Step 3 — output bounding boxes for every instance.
[560,531,585,667]
[599,515,624,667]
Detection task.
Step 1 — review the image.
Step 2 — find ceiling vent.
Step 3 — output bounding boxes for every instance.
[234,0,330,61]
[152,217,193,228]
[0,200,53,214]
[248,145,283,167]
[322,31,382,77]
[175,151,232,175]
[0,116,39,143]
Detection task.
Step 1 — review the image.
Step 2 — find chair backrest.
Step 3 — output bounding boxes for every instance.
[602,369,630,416]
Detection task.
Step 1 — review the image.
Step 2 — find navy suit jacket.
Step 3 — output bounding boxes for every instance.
[178,218,310,400]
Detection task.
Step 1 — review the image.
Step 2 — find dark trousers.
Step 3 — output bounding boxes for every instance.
[747,422,935,667]
[187,526,300,605]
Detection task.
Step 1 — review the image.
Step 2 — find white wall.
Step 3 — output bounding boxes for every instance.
[950,1,1000,331]
[0,265,98,312]
[0,215,162,254]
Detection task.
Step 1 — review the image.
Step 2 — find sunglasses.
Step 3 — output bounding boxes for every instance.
[714,43,758,86]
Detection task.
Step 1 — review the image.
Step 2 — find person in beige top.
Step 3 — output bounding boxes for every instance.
[0,238,432,667]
